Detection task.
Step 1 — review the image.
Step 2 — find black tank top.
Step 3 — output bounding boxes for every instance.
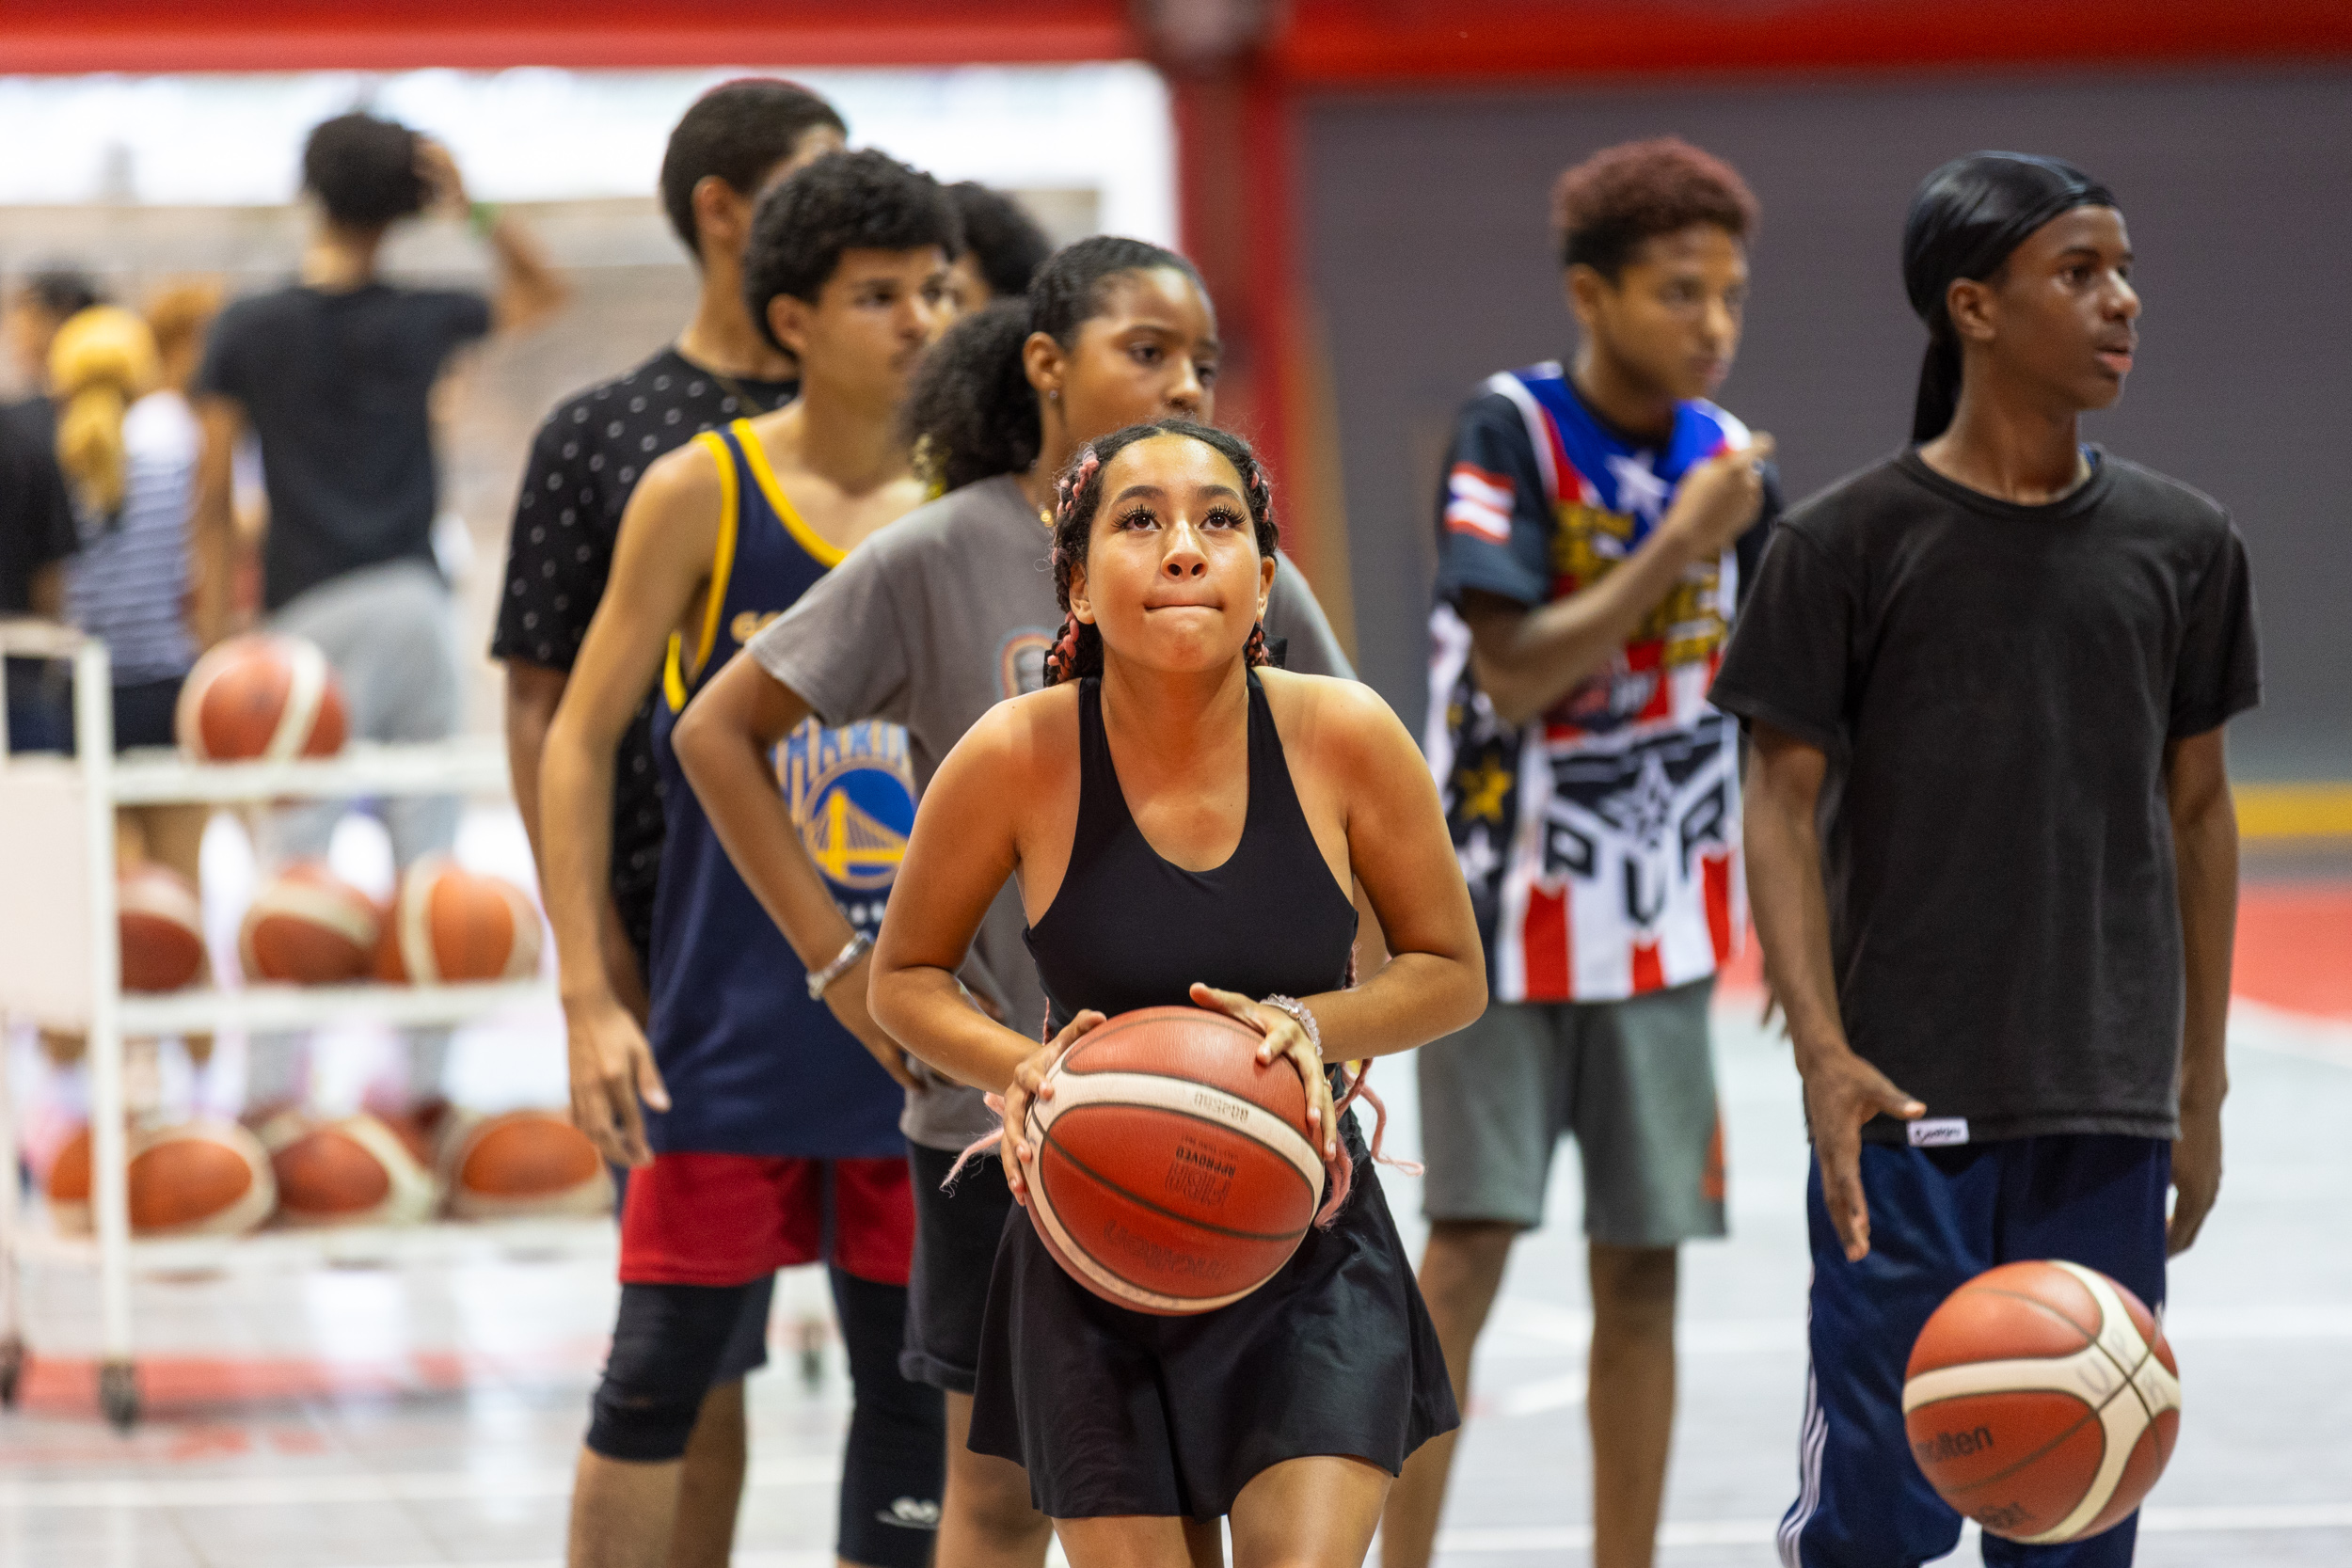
[1025,673,1359,1033]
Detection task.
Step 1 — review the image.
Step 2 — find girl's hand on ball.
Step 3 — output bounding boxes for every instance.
[1191,982,1338,1162]
[1000,1010,1103,1203]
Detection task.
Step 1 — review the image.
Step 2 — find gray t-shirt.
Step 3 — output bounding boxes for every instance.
[748,472,1356,1149]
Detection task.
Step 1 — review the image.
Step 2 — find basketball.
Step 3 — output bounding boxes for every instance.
[1023,1006,1325,1315]
[45,1120,275,1237]
[239,863,380,984]
[174,633,349,762]
[440,1109,612,1219]
[1903,1259,2182,1543]
[119,863,207,991]
[262,1111,437,1227]
[373,855,544,984]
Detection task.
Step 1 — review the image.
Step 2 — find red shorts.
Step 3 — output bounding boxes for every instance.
[618,1152,914,1288]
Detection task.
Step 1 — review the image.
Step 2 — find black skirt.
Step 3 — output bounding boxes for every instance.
[966,1107,1459,1519]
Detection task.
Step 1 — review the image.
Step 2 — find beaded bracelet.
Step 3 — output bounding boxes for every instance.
[1260,994,1323,1057]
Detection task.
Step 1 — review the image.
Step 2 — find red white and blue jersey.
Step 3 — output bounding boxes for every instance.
[645,420,915,1158]
[1426,362,1773,1003]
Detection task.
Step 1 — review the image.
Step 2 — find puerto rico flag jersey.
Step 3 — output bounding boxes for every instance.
[1426,362,1776,1003]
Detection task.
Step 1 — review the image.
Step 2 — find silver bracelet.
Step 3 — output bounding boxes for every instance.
[806,931,873,1001]
[1260,994,1323,1057]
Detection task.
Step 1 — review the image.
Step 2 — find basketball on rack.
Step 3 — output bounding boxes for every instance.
[439,1109,612,1219]
[1903,1259,2182,1544]
[239,863,380,984]
[1022,1006,1325,1315]
[372,856,544,984]
[45,1120,276,1237]
[261,1111,437,1227]
[119,863,207,991]
[174,633,348,762]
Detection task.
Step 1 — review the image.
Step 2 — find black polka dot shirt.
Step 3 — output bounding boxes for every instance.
[492,346,796,970]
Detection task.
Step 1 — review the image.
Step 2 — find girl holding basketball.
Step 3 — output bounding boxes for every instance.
[867,419,1486,1566]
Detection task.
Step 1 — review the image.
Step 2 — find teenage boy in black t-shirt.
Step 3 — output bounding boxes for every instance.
[1714,153,2258,1567]
[489,78,843,1568]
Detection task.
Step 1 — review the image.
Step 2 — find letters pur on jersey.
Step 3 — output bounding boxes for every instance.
[1427,361,1750,1004]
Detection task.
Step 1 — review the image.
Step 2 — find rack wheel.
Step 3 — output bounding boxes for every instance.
[98,1360,139,1432]
[0,1335,23,1407]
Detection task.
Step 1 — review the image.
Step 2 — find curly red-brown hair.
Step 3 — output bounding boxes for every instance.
[1551,136,1758,277]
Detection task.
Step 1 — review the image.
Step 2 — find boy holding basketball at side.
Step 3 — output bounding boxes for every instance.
[1714,153,2257,1566]
[538,150,958,1568]
[1384,138,1775,1568]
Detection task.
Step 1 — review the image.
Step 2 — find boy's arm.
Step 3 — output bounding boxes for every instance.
[190,394,245,648]
[540,445,722,1164]
[1466,435,1775,727]
[2164,727,2236,1256]
[672,650,918,1089]
[415,138,569,336]
[1745,721,1923,1262]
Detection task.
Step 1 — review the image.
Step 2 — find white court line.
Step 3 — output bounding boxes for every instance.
[0,1454,838,1510]
[1434,1502,2352,1554]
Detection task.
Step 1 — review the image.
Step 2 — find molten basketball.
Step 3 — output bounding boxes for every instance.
[119,863,207,991]
[262,1111,437,1227]
[1903,1259,2181,1544]
[240,863,379,984]
[174,633,348,762]
[441,1109,612,1219]
[45,1120,275,1237]
[373,856,543,984]
[1024,1006,1324,1315]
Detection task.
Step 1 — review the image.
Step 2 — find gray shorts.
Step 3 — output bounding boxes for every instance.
[1417,980,1726,1247]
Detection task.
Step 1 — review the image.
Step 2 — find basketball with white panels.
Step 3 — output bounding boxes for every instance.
[373,855,543,984]
[240,863,380,984]
[174,633,348,762]
[1024,1006,1325,1316]
[1902,1259,2181,1544]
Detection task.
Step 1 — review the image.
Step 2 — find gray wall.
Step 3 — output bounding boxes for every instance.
[1306,70,2352,781]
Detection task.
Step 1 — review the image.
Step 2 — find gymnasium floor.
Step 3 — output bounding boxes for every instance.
[3,873,2347,1567]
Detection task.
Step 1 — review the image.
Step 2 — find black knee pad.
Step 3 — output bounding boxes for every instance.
[830,1266,946,1568]
[586,1281,758,1463]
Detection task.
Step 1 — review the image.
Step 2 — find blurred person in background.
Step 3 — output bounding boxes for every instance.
[493,76,845,1568]
[55,287,221,879]
[1,268,102,752]
[1384,138,1776,1568]
[942,182,1054,315]
[192,109,568,1117]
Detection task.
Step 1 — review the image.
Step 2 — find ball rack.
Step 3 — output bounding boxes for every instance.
[0,622,589,1430]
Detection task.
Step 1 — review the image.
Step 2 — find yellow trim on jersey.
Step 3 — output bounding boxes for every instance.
[662,632,689,713]
[679,429,741,694]
[732,418,847,567]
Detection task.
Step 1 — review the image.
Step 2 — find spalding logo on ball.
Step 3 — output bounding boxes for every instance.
[175,633,348,762]
[1903,1259,2181,1544]
[1024,1006,1324,1316]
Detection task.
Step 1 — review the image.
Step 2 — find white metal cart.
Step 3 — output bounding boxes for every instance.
[0,621,575,1428]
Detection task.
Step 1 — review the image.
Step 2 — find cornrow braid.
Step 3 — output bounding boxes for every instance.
[1040,418,1280,689]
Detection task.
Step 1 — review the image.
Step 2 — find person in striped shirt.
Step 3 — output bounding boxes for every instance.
[1383,138,1778,1568]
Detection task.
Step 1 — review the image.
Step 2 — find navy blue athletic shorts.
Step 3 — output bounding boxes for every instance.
[1778,1134,2169,1568]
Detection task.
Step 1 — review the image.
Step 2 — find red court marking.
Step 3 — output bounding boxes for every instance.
[1712,881,2351,1024]
[2232,884,2352,1022]
[12,1338,609,1421]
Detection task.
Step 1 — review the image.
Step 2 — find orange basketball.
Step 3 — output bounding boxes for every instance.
[119,863,207,991]
[1024,1006,1324,1315]
[45,1120,275,1236]
[373,855,543,984]
[441,1109,612,1219]
[1904,1260,2181,1544]
[175,633,348,762]
[262,1112,437,1227]
[240,863,379,984]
